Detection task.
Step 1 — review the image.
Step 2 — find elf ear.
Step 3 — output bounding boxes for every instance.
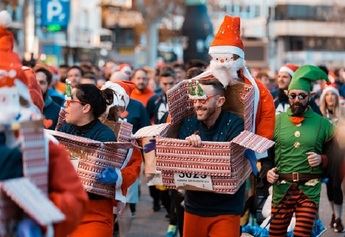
[284,90,288,96]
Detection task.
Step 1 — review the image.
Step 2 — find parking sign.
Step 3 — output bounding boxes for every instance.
[41,0,70,29]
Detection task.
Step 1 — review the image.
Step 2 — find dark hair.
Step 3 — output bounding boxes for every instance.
[35,67,53,85]
[186,59,208,71]
[59,64,69,69]
[318,65,329,75]
[199,76,225,96]
[75,84,108,118]
[67,65,84,76]
[172,62,185,71]
[159,66,176,78]
[186,67,204,79]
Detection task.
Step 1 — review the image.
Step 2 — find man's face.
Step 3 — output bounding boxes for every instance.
[288,89,309,116]
[67,68,82,88]
[174,68,186,82]
[131,70,148,91]
[277,72,291,90]
[192,85,221,122]
[36,71,49,95]
[159,76,175,94]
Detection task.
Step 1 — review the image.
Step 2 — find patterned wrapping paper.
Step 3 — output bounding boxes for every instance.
[133,123,171,176]
[155,131,273,194]
[20,120,48,195]
[0,188,19,237]
[102,120,133,143]
[48,130,132,198]
[154,81,274,194]
[167,80,196,125]
[1,178,65,226]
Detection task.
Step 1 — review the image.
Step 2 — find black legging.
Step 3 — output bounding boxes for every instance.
[326,176,343,205]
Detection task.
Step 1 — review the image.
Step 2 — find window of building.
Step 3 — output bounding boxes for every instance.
[285,36,345,51]
[275,4,345,22]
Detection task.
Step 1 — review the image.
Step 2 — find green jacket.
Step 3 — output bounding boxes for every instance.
[273,107,334,204]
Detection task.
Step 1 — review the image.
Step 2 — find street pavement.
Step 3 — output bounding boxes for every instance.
[117,181,343,237]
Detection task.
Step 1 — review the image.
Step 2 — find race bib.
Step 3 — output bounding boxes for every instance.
[174,173,213,191]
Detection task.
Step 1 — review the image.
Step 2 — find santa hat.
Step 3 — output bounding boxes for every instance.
[279,64,299,77]
[320,86,340,101]
[209,16,244,58]
[119,64,132,76]
[110,70,130,81]
[0,10,28,88]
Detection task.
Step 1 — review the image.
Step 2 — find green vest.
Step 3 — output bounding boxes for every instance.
[272,107,334,204]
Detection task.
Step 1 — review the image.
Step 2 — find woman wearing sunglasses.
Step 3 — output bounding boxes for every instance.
[58,84,117,237]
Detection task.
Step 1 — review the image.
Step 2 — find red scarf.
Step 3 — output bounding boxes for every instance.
[289,116,304,125]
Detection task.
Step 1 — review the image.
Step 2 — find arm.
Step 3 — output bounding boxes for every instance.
[118,147,142,196]
[48,142,88,237]
[254,79,276,140]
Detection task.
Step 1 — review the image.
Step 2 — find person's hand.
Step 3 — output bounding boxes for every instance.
[186,134,202,147]
[16,218,43,237]
[143,139,156,153]
[307,152,322,167]
[96,167,118,185]
[267,167,279,184]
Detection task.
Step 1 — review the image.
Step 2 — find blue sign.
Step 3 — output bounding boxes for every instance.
[41,0,70,29]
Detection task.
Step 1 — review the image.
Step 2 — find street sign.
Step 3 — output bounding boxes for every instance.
[41,0,70,30]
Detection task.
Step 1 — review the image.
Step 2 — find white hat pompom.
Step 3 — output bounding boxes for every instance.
[0,10,12,28]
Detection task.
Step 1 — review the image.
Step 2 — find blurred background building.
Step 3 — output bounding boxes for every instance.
[1,0,345,70]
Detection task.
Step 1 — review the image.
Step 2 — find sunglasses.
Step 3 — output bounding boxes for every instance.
[288,93,308,100]
[192,95,218,104]
[66,99,85,107]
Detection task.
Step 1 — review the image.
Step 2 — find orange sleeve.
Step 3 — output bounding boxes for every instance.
[254,79,276,140]
[48,142,89,237]
[120,147,142,195]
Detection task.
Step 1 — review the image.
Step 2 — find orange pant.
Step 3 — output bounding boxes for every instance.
[183,211,240,237]
[69,199,114,237]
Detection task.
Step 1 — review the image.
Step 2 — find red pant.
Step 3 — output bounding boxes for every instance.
[69,199,114,237]
[183,211,240,237]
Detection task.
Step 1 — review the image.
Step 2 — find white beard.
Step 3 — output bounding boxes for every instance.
[209,56,245,87]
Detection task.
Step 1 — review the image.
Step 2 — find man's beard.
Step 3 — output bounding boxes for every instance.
[290,102,308,116]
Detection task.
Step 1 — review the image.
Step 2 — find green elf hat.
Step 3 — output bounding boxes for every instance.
[288,65,329,92]
[188,80,207,100]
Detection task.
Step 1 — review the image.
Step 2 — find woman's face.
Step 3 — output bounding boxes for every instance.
[65,88,86,125]
[325,91,338,107]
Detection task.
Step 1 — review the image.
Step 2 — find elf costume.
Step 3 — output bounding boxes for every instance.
[270,65,334,236]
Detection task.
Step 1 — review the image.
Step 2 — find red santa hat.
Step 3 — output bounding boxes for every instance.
[209,16,244,58]
[0,10,28,88]
[279,64,299,77]
[112,79,136,96]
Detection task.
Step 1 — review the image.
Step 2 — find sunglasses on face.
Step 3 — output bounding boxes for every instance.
[192,95,218,105]
[288,93,308,100]
[66,99,85,107]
